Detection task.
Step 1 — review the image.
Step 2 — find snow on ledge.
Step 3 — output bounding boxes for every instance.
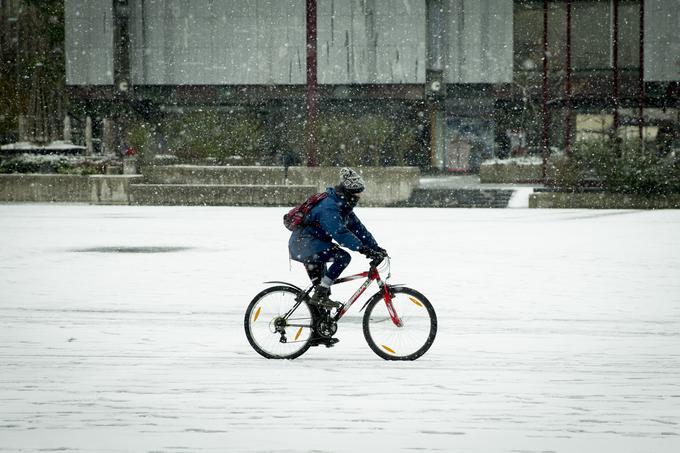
[481,156,543,167]
[1,141,86,151]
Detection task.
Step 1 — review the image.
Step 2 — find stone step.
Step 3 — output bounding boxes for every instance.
[398,188,514,208]
[129,184,316,206]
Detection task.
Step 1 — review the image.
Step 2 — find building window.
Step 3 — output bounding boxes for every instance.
[572,1,611,70]
[514,0,641,73]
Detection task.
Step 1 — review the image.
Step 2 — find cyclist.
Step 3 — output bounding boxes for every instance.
[289,167,388,309]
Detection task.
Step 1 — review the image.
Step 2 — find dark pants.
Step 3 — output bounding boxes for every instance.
[304,247,351,285]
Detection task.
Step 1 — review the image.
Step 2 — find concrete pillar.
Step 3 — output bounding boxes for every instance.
[305,0,318,166]
[18,115,29,142]
[365,0,378,83]
[85,116,93,156]
[113,0,132,94]
[63,115,72,143]
[426,0,448,170]
[431,111,447,170]
[102,118,115,155]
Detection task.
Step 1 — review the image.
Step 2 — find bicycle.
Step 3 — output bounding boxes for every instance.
[244,257,437,360]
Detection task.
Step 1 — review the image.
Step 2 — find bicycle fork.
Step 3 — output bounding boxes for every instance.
[380,282,403,328]
[354,279,403,328]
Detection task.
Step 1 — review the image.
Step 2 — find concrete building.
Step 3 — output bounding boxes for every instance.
[64,0,680,171]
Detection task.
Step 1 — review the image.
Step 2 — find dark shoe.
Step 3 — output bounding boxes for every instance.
[309,337,339,348]
[309,286,342,309]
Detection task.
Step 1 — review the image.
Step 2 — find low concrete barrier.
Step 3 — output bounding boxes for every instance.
[0,174,90,202]
[140,166,420,206]
[143,165,287,185]
[90,175,144,204]
[286,166,419,206]
[129,184,317,206]
[529,191,680,209]
[480,158,556,183]
[1,166,421,206]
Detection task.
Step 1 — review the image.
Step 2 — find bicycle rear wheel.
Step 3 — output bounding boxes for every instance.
[363,287,437,361]
[244,286,314,359]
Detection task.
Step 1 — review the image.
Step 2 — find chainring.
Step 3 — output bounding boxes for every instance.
[316,318,338,338]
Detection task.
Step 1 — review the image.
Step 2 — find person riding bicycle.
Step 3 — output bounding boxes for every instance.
[289,167,388,309]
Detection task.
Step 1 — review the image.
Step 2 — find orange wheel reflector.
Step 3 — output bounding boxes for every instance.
[253,307,262,322]
[381,345,396,354]
[295,327,303,340]
[409,297,423,307]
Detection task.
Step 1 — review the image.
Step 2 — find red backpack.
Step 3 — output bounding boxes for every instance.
[283,192,328,231]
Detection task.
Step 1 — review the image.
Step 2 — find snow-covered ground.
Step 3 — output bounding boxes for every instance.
[1,204,679,452]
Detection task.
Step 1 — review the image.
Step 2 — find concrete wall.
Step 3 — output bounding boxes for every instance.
[1,167,420,206]
[64,0,114,85]
[143,166,288,185]
[285,166,420,206]
[127,0,425,85]
[130,0,305,85]
[64,0,678,86]
[128,184,317,206]
[529,192,680,209]
[145,165,420,206]
[90,175,145,205]
[479,160,548,183]
[0,175,90,202]
[446,0,513,84]
[317,0,425,84]
[0,175,145,204]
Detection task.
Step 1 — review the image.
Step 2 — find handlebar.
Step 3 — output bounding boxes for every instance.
[369,255,390,270]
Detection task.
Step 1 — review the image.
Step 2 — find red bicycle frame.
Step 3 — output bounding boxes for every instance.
[331,260,402,327]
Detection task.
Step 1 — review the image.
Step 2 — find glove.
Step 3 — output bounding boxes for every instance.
[359,246,387,262]
[358,246,374,258]
[375,246,388,258]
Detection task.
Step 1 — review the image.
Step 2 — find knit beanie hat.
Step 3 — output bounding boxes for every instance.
[339,167,365,193]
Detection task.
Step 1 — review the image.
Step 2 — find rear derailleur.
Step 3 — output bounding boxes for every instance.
[272,317,289,343]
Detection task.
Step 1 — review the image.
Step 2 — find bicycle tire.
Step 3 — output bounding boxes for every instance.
[362,286,437,361]
[244,285,314,359]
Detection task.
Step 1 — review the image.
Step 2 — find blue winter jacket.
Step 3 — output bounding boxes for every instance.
[288,187,379,262]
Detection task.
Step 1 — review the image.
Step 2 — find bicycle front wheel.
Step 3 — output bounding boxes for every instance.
[363,287,437,361]
[244,286,314,359]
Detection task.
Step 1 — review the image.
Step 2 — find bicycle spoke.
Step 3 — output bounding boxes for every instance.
[245,287,314,359]
[363,288,436,360]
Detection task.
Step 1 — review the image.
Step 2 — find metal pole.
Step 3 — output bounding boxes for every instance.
[612,0,620,141]
[565,0,572,156]
[541,0,549,181]
[305,0,318,167]
[638,0,645,144]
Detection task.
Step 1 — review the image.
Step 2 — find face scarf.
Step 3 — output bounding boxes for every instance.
[336,186,361,209]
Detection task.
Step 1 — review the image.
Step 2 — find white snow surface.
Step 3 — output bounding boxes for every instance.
[507,188,535,208]
[1,204,679,452]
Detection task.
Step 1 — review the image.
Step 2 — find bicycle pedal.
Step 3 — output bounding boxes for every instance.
[309,337,339,348]
[323,338,339,347]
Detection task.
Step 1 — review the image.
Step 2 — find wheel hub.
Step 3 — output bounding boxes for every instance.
[270,317,289,343]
